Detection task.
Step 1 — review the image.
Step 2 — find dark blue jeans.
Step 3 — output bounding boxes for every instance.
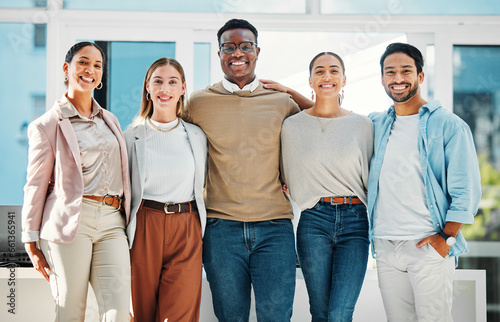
[202,218,296,322]
[297,201,369,322]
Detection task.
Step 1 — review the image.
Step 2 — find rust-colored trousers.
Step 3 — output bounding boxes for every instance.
[130,202,202,322]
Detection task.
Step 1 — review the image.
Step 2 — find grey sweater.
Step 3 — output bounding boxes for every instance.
[281,110,374,211]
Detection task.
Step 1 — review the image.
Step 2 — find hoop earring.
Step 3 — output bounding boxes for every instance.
[311,90,315,101]
[338,89,344,106]
[146,93,151,101]
[64,74,68,82]
[96,82,103,90]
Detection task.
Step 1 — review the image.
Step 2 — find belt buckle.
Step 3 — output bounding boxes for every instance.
[102,194,116,207]
[164,203,181,214]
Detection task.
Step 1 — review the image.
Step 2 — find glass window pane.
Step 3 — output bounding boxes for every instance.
[453,45,500,321]
[63,0,305,13]
[107,42,175,130]
[0,0,46,8]
[256,31,406,115]
[0,23,46,205]
[193,42,211,91]
[321,0,500,15]
[425,45,435,101]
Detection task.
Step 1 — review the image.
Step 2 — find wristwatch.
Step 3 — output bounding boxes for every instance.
[439,231,457,246]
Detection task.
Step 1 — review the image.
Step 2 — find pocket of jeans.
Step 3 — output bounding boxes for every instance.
[206,217,220,228]
[351,204,368,217]
[270,218,293,226]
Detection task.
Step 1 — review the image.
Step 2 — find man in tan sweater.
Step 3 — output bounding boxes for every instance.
[189,19,300,321]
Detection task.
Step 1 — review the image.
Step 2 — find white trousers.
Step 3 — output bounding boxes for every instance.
[374,238,455,322]
[40,198,131,322]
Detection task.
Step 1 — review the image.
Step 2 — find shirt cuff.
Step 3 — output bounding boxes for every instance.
[446,210,475,224]
[22,230,40,243]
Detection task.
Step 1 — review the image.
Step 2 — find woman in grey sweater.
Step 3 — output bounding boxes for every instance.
[280,52,373,322]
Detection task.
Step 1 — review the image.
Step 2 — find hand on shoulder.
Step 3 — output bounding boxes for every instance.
[260,79,288,93]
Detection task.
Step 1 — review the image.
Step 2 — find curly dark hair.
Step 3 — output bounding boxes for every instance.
[217,18,258,46]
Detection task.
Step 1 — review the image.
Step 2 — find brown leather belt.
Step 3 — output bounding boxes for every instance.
[142,199,197,214]
[83,195,123,210]
[321,196,363,204]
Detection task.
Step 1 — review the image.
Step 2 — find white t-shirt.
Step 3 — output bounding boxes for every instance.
[373,114,435,240]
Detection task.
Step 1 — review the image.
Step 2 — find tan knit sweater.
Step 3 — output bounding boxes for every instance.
[188,81,299,221]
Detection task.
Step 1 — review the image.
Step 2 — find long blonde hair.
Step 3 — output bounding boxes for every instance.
[130,57,187,127]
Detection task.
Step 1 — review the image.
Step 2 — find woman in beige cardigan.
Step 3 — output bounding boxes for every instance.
[22,42,131,322]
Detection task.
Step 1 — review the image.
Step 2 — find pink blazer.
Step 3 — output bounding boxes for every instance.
[21,96,131,244]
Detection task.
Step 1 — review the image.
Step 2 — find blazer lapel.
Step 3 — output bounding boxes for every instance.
[101,111,125,152]
[58,118,82,173]
[134,124,147,188]
[183,120,203,185]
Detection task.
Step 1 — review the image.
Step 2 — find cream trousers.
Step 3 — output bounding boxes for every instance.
[40,198,131,322]
[374,238,455,322]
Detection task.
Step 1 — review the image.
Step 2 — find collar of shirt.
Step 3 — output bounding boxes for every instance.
[222,77,260,93]
[60,94,101,119]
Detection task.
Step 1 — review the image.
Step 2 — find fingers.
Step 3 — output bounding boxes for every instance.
[35,256,51,282]
[260,79,287,93]
[416,237,429,248]
[25,242,51,282]
[259,79,274,84]
[416,234,450,258]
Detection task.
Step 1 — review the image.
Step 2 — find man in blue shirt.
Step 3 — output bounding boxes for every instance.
[368,42,481,321]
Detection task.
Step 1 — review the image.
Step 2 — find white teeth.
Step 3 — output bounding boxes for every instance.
[231,61,245,66]
[321,84,333,88]
[393,85,406,90]
[81,76,93,82]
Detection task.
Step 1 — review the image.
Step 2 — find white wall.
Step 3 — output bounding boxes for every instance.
[0,268,487,321]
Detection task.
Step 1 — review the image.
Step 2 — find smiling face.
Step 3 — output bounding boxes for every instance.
[218,28,260,88]
[382,52,424,103]
[146,64,186,117]
[309,54,346,99]
[63,45,103,94]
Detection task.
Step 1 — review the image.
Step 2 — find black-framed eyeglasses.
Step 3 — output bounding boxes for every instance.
[219,42,257,54]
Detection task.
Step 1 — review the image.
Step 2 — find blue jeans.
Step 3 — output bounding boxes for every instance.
[203,218,296,322]
[297,201,369,322]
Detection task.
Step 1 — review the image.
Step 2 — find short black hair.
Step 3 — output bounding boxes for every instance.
[309,52,345,76]
[380,42,424,74]
[217,18,258,47]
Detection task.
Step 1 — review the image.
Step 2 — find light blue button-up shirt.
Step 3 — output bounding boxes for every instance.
[368,100,482,265]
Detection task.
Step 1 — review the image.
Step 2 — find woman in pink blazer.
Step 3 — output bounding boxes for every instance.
[22,42,131,322]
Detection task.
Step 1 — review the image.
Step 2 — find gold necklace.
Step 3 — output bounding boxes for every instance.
[147,117,180,133]
[311,107,342,133]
